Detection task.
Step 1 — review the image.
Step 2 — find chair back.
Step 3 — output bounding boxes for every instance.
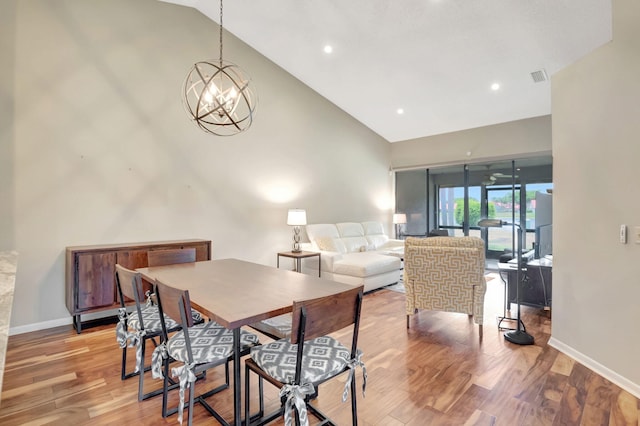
[147,247,196,267]
[291,285,363,350]
[404,236,486,325]
[288,286,363,387]
[154,280,200,366]
[154,280,195,328]
[405,236,485,276]
[115,264,149,308]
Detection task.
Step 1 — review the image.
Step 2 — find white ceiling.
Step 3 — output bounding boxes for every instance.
[162,0,612,142]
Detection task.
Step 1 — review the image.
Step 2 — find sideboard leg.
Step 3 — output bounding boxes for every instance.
[74,315,82,334]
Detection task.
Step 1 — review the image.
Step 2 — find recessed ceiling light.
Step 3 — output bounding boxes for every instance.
[491,83,500,91]
[323,45,333,54]
[397,108,404,115]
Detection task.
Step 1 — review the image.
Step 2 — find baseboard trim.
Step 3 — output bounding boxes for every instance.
[9,308,121,336]
[9,317,72,336]
[548,336,640,399]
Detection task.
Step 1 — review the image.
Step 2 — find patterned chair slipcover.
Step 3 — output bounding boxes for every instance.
[115,263,204,402]
[404,236,486,336]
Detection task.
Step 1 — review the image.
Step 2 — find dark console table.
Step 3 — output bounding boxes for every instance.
[499,258,552,310]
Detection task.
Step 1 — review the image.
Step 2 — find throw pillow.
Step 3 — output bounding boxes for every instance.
[316,237,335,251]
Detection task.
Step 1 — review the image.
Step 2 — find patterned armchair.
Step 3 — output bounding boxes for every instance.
[404,236,486,337]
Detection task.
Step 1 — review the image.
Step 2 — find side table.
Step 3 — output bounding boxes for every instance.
[277,251,321,277]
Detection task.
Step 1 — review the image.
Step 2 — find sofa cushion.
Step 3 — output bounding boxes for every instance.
[315,236,347,253]
[305,224,340,249]
[336,222,365,237]
[360,221,389,248]
[341,236,370,253]
[333,252,401,277]
[366,234,388,248]
[361,221,384,236]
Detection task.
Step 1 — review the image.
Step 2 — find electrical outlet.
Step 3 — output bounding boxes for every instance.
[620,224,627,244]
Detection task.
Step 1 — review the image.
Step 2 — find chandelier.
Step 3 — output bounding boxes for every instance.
[182,0,257,136]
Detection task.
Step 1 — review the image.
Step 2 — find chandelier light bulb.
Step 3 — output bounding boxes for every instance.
[183,60,257,136]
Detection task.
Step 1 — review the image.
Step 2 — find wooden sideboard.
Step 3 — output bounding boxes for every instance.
[65,239,211,333]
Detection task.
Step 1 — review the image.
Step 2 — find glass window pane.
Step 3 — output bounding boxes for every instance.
[486,187,516,253]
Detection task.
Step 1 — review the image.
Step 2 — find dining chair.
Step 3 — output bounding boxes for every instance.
[244,285,366,426]
[147,247,197,267]
[152,279,260,426]
[115,264,202,401]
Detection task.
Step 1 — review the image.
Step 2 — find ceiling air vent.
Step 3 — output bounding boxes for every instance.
[531,69,548,83]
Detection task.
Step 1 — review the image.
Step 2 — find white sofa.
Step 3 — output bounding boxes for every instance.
[300,221,403,292]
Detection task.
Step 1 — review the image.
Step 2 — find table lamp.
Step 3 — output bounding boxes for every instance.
[287,209,307,252]
[393,213,407,239]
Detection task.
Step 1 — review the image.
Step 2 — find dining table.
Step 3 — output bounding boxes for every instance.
[136,257,359,426]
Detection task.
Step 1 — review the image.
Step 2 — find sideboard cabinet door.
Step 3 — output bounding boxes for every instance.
[114,249,149,305]
[76,251,117,311]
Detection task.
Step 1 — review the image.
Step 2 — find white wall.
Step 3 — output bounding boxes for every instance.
[2,0,392,331]
[390,115,551,169]
[551,0,640,396]
[0,2,16,248]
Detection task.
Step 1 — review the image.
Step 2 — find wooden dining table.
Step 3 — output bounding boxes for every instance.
[136,258,359,426]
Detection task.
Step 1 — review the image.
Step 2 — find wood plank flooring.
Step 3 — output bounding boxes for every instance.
[1,276,638,425]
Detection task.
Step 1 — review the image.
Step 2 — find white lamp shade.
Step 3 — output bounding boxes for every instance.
[393,213,407,224]
[287,209,307,226]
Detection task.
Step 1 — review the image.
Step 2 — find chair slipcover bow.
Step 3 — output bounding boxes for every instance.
[116,294,202,375]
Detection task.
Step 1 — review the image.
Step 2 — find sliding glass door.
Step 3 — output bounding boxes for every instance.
[437,181,481,238]
[395,155,553,260]
[485,186,518,253]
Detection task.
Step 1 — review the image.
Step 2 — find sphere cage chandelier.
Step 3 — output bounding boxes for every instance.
[182,0,257,136]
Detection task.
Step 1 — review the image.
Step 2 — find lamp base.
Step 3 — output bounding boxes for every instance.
[291,249,302,253]
[504,329,534,345]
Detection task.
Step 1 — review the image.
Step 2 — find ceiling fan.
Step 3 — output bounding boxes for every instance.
[481,171,518,185]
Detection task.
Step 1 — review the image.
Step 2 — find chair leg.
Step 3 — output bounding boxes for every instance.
[137,339,146,401]
[162,356,170,418]
[121,345,142,380]
[121,347,127,380]
[245,363,266,425]
[187,380,195,426]
[136,338,166,401]
[351,372,358,426]
[245,363,251,425]
[479,324,483,340]
[406,315,410,329]
[259,375,264,415]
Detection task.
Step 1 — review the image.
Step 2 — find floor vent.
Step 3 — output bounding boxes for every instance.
[531,69,548,83]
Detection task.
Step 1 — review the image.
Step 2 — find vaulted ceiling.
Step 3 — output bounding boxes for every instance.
[162,0,612,142]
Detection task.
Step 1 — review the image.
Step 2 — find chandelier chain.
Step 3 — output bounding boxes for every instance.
[219,0,223,66]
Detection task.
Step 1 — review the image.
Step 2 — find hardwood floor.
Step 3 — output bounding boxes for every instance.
[1,277,638,425]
